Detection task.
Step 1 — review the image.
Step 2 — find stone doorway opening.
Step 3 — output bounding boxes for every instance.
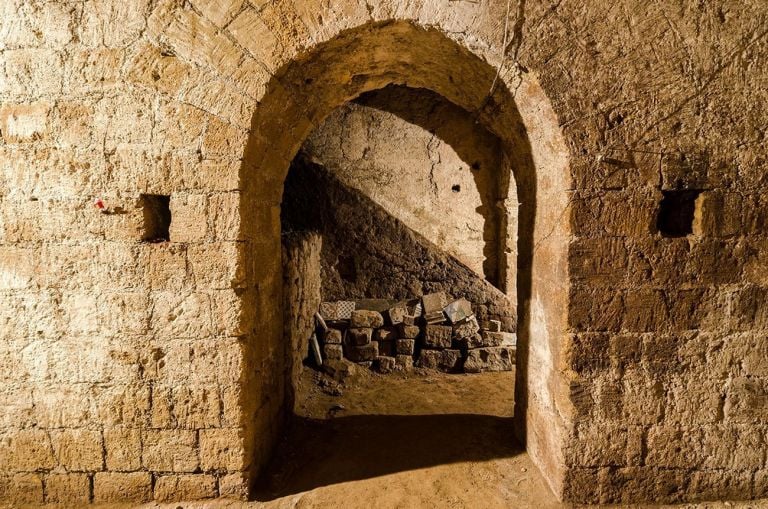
[260,84,521,499]
[238,20,570,498]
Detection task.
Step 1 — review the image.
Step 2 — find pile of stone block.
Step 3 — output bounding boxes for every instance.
[315,292,516,374]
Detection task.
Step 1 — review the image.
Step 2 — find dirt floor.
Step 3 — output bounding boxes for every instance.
[76,366,767,509]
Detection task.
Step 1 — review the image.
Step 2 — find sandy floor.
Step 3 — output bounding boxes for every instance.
[52,366,768,509]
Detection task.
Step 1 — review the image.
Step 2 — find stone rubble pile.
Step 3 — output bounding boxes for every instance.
[314,292,516,374]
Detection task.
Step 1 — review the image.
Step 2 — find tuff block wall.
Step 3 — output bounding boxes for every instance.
[0,0,766,504]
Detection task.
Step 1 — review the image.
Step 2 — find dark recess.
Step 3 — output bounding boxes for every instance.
[657,190,700,237]
[140,194,171,242]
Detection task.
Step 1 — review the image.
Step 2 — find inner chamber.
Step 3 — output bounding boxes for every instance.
[258,85,522,498]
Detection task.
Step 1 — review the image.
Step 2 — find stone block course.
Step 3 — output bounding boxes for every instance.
[93,472,152,503]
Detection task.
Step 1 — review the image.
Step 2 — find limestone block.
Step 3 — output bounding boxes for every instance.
[417,349,461,372]
[424,325,452,348]
[622,289,669,333]
[397,323,420,339]
[93,472,152,503]
[227,7,281,70]
[51,429,104,472]
[93,384,151,427]
[345,342,378,362]
[463,347,515,373]
[2,49,63,97]
[202,117,249,158]
[156,102,207,151]
[323,343,343,360]
[148,243,189,291]
[199,428,246,471]
[0,102,50,143]
[568,287,623,332]
[395,354,414,371]
[375,356,396,373]
[218,471,249,499]
[345,328,372,346]
[154,473,217,501]
[104,427,142,471]
[44,473,90,504]
[151,292,213,339]
[78,0,150,48]
[0,429,55,471]
[64,48,124,95]
[725,377,768,423]
[486,319,501,332]
[350,310,384,328]
[169,194,208,242]
[208,192,243,241]
[452,315,479,339]
[188,242,246,289]
[171,385,222,429]
[480,331,505,347]
[396,338,415,355]
[422,292,448,314]
[142,430,198,472]
[385,302,408,325]
[0,473,43,505]
[324,328,343,344]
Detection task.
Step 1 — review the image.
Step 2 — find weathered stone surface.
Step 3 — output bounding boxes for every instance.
[480,331,505,347]
[486,319,501,332]
[424,325,452,349]
[375,356,396,373]
[324,328,343,344]
[395,338,416,355]
[350,310,384,328]
[322,358,356,381]
[385,303,408,325]
[345,328,372,346]
[395,354,414,371]
[463,347,515,373]
[398,323,420,339]
[154,474,217,502]
[323,343,343,360]
[417,349,462,372]
[452,315,480,339]
[44,473,90,504]
[346,342,379,362]
[93,472,152,503]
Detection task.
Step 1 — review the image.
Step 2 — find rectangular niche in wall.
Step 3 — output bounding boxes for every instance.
[656,190,701,238]
[140,194,171,242]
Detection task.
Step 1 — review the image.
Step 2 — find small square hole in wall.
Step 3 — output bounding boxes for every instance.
[140,194,171,242]
[656,190,701,237]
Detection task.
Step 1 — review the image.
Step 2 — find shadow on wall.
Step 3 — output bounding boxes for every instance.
[253,414,521,500]
[281,153,516,330]
[356,86,511,290]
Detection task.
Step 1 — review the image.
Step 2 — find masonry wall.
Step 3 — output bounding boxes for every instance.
[282,156,515,330]
[0,0,766,504]
[281,232,322,410]
[303,85,512,289]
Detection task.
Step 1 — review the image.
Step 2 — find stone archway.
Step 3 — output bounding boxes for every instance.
[235,20,571,497]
